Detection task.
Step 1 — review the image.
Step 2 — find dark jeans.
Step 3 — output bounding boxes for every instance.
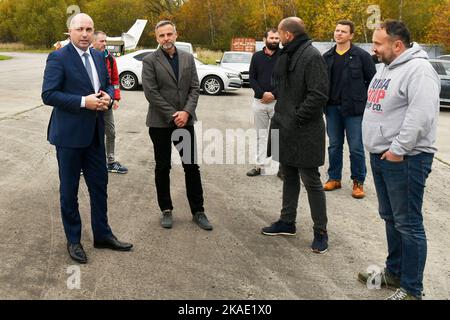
[370,152,433,298]
[149,126,204,215]
[325,105,366,183]
[280,164,327,232]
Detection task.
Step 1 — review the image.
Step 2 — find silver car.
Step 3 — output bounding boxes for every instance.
[116,49,243,95]
[216,51,253,85]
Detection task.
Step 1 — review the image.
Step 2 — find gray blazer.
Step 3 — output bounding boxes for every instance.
[142,48,200,128]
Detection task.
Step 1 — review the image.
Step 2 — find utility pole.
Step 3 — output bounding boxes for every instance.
[262,0,268,29]
[290,0,297,16]
[399,0,404,21]
[207,0,215,45]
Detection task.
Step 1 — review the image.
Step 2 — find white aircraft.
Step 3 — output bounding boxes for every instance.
[105,19,147,51]
[54,19,148,53]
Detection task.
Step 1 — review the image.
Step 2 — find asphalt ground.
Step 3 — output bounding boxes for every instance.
[0,52,449,299]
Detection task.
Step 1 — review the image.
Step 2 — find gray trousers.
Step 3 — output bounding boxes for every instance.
[280,164,328,232]
[103,108,116,164]
[253,98,276,168]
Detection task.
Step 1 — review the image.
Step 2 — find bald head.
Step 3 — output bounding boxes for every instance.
[69,13,94,30]
[69,13,95,51]
[279,17,305,36]
[278,17,306,45]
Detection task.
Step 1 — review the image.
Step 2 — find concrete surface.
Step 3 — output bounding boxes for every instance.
[0,53,449,300]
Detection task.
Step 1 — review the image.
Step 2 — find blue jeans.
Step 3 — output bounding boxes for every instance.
[325,105,366,182]
[370,152,433,298]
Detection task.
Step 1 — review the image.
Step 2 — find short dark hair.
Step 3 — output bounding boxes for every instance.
[379,19,411,48]
[94,31,106,38]
[336,20,355,34]
[155,20,176,32]
[279,18,305,37]
[264,28,278,38]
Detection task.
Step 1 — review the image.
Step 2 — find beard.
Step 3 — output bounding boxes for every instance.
[162,41,175,50]
[266,42,279,50]
[378,52,395,65]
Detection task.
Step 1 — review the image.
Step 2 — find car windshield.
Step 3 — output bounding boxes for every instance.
[431,61,450,76]
[195,58,205,65]
[176,44,191,53]
[442,62,450,75]
[133,51,152,61]
[222,53,252,64]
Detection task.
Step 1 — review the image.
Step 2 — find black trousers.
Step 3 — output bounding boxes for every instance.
[280,164,327,232]
[149,126,204,214]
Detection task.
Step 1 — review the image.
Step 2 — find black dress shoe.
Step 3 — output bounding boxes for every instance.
[277,169,284,181]
[246,167,261,177]
[67,243,87,264]
[94,236,133,251]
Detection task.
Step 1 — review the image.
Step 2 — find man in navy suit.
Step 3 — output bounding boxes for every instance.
[42,13,132,264]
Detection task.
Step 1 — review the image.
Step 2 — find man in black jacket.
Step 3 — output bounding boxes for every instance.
[322,20,376,199]
[261,17,330,254]
[247,28,281,177]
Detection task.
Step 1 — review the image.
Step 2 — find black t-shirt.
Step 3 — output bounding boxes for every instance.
[329,50,349,105]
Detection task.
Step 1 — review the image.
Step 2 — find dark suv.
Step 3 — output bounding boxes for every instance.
[429,59,450,108]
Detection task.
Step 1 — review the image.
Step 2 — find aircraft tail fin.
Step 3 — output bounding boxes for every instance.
[122,19,147,50]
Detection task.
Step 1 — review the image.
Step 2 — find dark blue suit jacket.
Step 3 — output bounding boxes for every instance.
[42,43,114,148]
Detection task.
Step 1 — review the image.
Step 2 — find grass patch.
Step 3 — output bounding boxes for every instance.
[0,55,12,61]
[0,42,52,53]
[196,48,223,64]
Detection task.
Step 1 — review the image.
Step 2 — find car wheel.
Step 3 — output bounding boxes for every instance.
[202,76,224,95]
[120,72,138,90]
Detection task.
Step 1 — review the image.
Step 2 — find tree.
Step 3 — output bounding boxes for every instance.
[14,0,67,47]
[424,0,450,52]
[309,1,349,41]
[0,0,18,42]
[0,0,446,50]
[144,0,184,16]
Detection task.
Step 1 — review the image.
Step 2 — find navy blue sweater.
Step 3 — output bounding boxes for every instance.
[249,47,280,99]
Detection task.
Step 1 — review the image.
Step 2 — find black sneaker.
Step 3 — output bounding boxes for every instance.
[277,169,284,181]
[107,162,128,174]
[193,212,213,230]
[311,230,328,254]
[246,168,261,177]
[261,220,296,236]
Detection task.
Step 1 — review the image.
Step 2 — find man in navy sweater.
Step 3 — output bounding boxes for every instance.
[322,20,376,198]
[247,28,281,178]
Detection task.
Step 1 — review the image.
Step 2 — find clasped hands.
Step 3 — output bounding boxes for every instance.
[172,111,189,128]
[85,91,112,111]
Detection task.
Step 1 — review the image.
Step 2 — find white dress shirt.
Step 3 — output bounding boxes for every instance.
[71,42,101,108]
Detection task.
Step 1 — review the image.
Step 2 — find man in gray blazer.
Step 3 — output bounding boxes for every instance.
[142,20,212,231]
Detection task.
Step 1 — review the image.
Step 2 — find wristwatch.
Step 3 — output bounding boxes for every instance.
[108,99,114,109]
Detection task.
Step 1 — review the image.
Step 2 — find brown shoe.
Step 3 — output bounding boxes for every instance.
[324,180,341,191]
[352,180,365,199]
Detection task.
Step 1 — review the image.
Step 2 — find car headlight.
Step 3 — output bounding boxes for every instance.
[225,72,239,79]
